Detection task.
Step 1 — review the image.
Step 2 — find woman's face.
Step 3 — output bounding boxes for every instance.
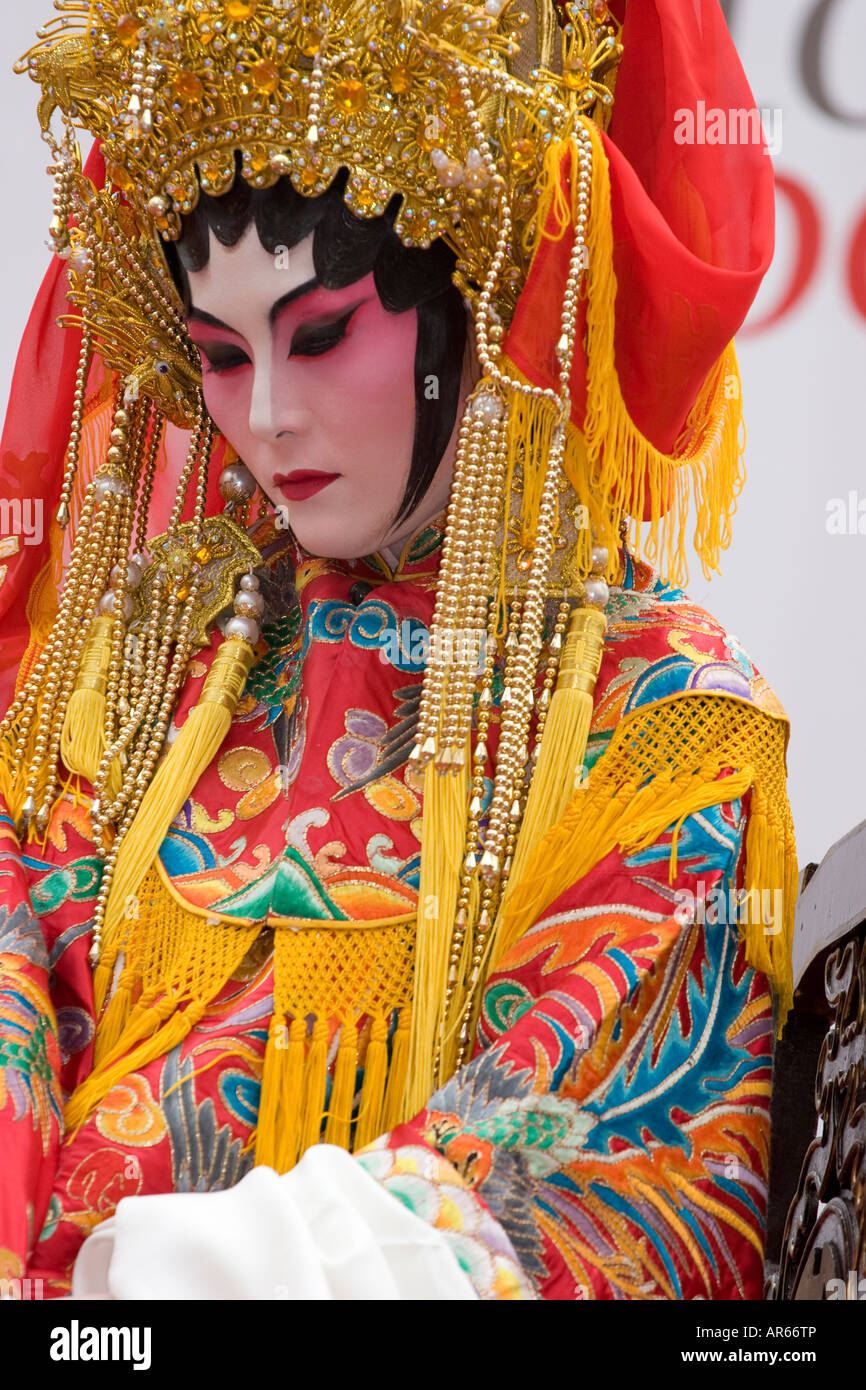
[184,225,462,560]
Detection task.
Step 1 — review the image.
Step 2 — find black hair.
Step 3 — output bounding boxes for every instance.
[163,164,468,531]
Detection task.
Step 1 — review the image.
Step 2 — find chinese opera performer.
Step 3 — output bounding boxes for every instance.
[0,0,797,1300]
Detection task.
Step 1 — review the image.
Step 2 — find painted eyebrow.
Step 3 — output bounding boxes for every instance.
[187,275,322,334]
[268,276,321,326]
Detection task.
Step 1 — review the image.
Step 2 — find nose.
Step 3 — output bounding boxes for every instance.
[247,354,305,444]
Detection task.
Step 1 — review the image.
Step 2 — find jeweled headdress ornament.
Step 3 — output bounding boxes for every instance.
[29,0,619,290]
[0,1,787,1165]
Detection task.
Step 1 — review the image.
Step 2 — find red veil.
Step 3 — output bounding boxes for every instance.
[507,0,775,452]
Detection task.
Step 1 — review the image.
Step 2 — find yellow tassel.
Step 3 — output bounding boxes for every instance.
[742,791,796,1022]
[87,990,172,1076]
[99,636,256,958]
[405,746,470,1113]
[299,1018,330,1158]
[0,383,116,822]
[69,867,262,1133]
[382,1008,412,1132]
[254,1015,290,1171]
[276,1017,306,1172]
[0,754,17,823]
[60,615,121,796]
[509,606,607,889]
[91,956,117,1018]
[253,1017,283,1168]
[65,1006,196,1137]
[355,1016,389,1151]
[498,368,600,595]
[324,1022,359,1150]
[93,977,133,1064]
[255,1015,305,1173]
[0,692,58,826]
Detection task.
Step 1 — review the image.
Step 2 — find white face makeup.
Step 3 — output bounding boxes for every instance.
[184,225,468,561]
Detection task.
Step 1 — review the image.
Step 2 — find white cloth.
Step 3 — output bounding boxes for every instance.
[71,1145,477,1300]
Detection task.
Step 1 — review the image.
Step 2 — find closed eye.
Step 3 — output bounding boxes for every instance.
[290,303,362,358]
[197,343,251,375]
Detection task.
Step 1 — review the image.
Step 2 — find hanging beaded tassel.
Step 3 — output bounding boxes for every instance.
[90,578,261,979]
[403,103,604,1106]
[502,542,610,893]
[404,384,510,1096]
[457,124,603,1070]
[0,462,132,832]
[86,408,211,872]
[88,455,260,980]
[0,117,212,840]
[60,400,151,791]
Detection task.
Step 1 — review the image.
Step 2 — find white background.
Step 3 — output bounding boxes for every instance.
[1,2,864,869]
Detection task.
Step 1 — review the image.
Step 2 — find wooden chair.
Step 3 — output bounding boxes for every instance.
[765,820,866,1300]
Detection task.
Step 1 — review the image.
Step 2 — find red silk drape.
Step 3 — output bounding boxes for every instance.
[505,0,775,453]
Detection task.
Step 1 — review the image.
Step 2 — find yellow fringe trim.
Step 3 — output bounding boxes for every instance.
[522,126,746,588]
[255,1016,304,1173]
[64,863,262,1135]
[498,365,604,592]
[492,691,797,1027]
[300,1018,330,1155]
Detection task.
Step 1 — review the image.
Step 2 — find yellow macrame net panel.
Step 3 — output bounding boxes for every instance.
[495,691,797,1023]
[260,911,416,1170]
[66,860,417,1172]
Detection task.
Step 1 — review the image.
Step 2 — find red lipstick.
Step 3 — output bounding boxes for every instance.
[274,470,340,501]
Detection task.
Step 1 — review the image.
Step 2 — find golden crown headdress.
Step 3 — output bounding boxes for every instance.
[22,1,620,292]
